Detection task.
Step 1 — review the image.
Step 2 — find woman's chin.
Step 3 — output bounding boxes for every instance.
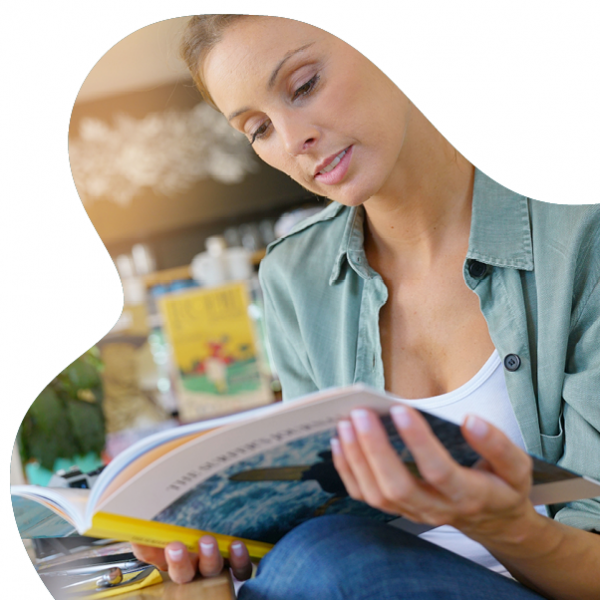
[327,183,378,208]
[306,169,381,207]
[336,196,369,208]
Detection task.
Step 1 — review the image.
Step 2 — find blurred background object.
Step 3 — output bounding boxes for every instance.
[16,349,106,486]
[15,17,328,486]
[69,102,260,206]
[68,16,324,273]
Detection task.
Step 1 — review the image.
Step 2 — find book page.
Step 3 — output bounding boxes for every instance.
[11,486,90,533]
[12,495,77,538]
[98,430,211,504]
[97,386,396,524]
[87,394,297,514]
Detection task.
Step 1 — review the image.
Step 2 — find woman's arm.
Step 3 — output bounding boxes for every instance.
[485,514,600,600]
[332,406,600,600]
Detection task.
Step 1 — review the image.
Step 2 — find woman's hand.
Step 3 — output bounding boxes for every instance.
[131,536,253,584]
[331,405,539,547]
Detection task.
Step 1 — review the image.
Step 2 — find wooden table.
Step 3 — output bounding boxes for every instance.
[112,570,236,600]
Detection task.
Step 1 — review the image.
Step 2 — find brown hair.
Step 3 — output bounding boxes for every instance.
[179,14,249,109]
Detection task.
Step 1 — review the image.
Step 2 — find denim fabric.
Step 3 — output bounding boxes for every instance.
[238,515,546,600]
[258,168,600,532]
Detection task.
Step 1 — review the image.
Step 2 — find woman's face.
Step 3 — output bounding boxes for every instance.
[203,17,412,207]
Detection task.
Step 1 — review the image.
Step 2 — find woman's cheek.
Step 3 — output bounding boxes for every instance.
[257,140,283,167]
[267,151,312,191]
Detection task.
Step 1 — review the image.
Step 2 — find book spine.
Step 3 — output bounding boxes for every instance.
[86,512,273,562]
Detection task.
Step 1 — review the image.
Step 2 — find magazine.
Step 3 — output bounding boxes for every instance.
[12,384,600,561]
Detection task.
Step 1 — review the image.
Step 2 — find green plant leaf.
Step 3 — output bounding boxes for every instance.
[66,397,106,457]
[23,387,78,469]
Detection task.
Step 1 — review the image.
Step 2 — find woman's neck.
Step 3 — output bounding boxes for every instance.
[363,107,474,276]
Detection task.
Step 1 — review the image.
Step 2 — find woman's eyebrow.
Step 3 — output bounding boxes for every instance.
[227,42,316,122]
[267,42,315,90]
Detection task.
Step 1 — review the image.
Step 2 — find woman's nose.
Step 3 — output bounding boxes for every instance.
[276,115,319,156]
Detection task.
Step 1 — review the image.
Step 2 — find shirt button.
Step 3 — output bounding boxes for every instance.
[468,260,488,279]
[504,354,521,372]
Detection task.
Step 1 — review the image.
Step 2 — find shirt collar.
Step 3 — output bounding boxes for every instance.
[467,169,533,271]
[329,168,534,284]
[330,205,368,284]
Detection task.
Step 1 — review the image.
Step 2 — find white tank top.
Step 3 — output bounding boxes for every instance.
[399,350,547,577]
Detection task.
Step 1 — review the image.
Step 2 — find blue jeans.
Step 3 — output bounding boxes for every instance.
[239,515,547,599]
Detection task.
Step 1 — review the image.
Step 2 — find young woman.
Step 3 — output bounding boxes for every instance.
[132,15,600,599]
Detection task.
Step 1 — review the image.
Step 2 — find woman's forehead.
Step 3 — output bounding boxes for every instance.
[202,18,328,110]
[223,15,325,52]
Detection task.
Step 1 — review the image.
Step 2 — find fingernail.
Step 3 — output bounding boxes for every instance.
[351,409,371,433]
[200,541,216,557]
[337,420,355,443]
[330,438,341,455]
[167,547,184,562]
[390,405,411,429]
[231,542,245,558]
[465,415,489,438]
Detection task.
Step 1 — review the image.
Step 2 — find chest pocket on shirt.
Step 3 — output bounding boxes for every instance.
[539,407,565,464]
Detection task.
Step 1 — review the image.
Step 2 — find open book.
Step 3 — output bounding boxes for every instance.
[12,384,600,562]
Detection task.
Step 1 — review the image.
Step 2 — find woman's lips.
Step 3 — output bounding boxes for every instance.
[314,146,353,185]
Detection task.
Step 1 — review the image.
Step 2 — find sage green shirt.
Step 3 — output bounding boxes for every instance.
[259,169,600,532]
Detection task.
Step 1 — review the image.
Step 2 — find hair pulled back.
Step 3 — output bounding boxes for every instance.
[180,14,248,109]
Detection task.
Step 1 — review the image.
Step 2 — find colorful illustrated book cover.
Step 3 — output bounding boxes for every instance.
[159,282,273,421]
[151,412,482,545]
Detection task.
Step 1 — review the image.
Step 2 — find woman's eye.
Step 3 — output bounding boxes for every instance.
[250,120,271,145]
[292,74,319,101]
